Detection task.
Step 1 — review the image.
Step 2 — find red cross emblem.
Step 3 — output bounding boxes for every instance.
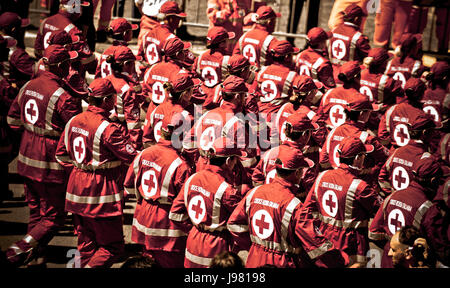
[299,65,311,76]
[252,209,274,239]
[329,104,346,127]
[261,80,277,102]
[153,120,163,143]
[199,126,216,150]
[152,82,165,104]
[101,61,112,78]
[392,166,409,191]
[322,190,338,217]
[423,106,439,123]
[142,169,158,198]
[243,44,257,64]
[202,67,218,88]
[393,124,410,147]
[388,209,405,235]
[188,195,206,224]
[146,43,159,65]
[25,99,39,125]
[331,39,346,60]
[73,136,86,164]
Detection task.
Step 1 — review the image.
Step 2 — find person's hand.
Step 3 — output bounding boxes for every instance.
[414,238,429,260]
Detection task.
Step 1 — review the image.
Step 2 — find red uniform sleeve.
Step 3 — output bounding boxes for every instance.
[378,153,394,198]
[55,125,75,174]
[103,122,138,165]
[251,158,266,186]
[227,195,251,252]
[368,200,388,242]
[122,88,144,150]
[377,111,391,147]
[56,91,82,124]
[169,180,190,223]
[355,182,383,218]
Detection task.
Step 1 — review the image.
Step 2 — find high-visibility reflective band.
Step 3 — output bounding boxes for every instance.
[168,211,189,222]
[209,181,229,230]
[7,116,23,127]
[18,153,63,170]
[222,115,242,138]
[385,151,395,171]
[133,218,187,237]
[183,173,197,209]
[131,151,144,200]
[127,121,141,130]
[241,156,257,168]
[185,249,213,266]
[280,197,301,250]
[411,60,422,76]
[227,223,248,233]
[66,191,123,204]
[359,131,368,143]
[326,127,337,154]
[221,55,230,79]
[23,234,38,247]
[384,59,393,74]
[311,57,324,79]
[124,186,137,197]
[22,123,61,137]
[92,120,110,167]
[257,66,268,83]
[378,180,391,190]
[442,180,449,204]
[116,84,130,121]
[368,231,387,241]
[250,234,301,254]
[440,134,449,161]
[313,212,368,229]
[281,71,297,99]
[160,157,183,204]
[345,179,361,222]
[412,200,433,229]
[7,244,24,260]
[378,75,388,103]
[314,171,327,201]
[274,103,288,137]
[307,240,333,259]
[238,31,249,53]
[384,105,397,133]
[212,85,221,104]
[245,186,260,215]
[72,160,122,171]
[55,154,71,165]
[349,32,361,61]
[64,116,76,155]
[64,23,75,33]
[261,35,275,66]
[420,152,431,160]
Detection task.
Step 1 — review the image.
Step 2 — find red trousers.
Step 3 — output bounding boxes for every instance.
[93,0,116,30]
[73,214,125,268]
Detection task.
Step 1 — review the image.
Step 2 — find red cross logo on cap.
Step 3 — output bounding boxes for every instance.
[392,166,409,191]
[101,61,112,78]
[329,104,346,127]
[152,82,166,104]
[388,209,405,235]
[188,195,206,224]
[73,136,86,164]
[261,80,277,102]
[322,190,338,217]
[142,169,158,198]
[146,43,159,65]
[331,40,346,60]
[393,124,410,147]
[252,209,274,240]
[202,67,218,88]
[25,99,39,125]
[243,44,257,64]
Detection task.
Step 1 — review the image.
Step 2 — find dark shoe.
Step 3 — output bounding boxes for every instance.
[96,30,108,43]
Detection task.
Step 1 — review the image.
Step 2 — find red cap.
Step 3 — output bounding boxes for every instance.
[255,5,281,22]
[227,54,250,73]
[398,33,417,53]
[0,35,17,48]
[345,93,373,111]
[285,112,319,132]
[412,155,442,180]
[222,75,248,93]
[161,111,186,133]
[342,3,367,19]
[367,47,391,65]
[382,78,404,101]
[206,26,235,47]
[163,37,191,57]
[9,48,34,76]
[307,27,332,46]
[270,40,300,57]
[339,61,361,79]
[110,45,137,63]
[404,77,426,97]
[60,0,90,6]
[109,18,138,34]
[43,44,78,65]
[159,1,187,18]
[409,112,437,131]
[430,61,449,80]
[47,30,80,46]
[171,73,197,93]
[206,137,246,158]
[338,137,374,159]
[88,78,115,98]
[292,75,318,92]
[0,12,29,30]
[275,145,314,170]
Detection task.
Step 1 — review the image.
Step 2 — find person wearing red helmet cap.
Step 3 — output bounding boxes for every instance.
[53,78,137,268]
[142,73,195,148]
[378,114,439,199]
[303,136,382,268]
[95,18,138,79]
[384,33,425,89]
[369,154,445,268]
[206,0,251,55]
[169,136,245,267]
[378,77,432,150]
[328,3,370,73]
[294,27,336,90]
[104,45,144,151]
[232,5,280,68]
[123,110,192,268]
[228,145,350,268]
[5,44,82,267]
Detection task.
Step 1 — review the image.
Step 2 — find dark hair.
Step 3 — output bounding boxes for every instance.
[209,156,228,167]
[120,255,161,268]
[106,55,123,72]
[210,251,244,268]
[398,226,436,267]
[344,109,361,123]
[275,159,296,178]
[271,54,287,64]
[88,96,104,107]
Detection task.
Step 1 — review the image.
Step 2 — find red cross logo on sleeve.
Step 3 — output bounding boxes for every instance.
[322,190,338,217]
[188,195,206,224]
[252,209,274,239]
[146,43,159,65]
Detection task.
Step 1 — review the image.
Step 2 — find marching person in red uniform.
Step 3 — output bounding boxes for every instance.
[105,45,144,150]
[378,114,438,198]
[5,45,80,267]
[227,146,350,268]
[123,111,192,268]
[95,18,138,79]
[369,156,445,268]
[138,1,186,67]
[294,27,336,89]
[328,4,370,82]
[232,5,280,69]
[55,78,137,268]
[384,33,425,89]
[303,136,382,267]
[169,137,244,268]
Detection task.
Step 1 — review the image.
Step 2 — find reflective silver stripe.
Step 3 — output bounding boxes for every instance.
[149,107,157,127]
[209,181,229,230]
[23,234,38,246]
[384,59,393,74]
[263,149,273,177]
[22,123,61,137]
[160,157,183,204]
[185,249,213,266]
[64,116,76,156]
[133,218,187,237]
[72,160,122,171]
[132,151,144,200]
[124,187,137,196]
[257,66,268,82]
[443,180,449,204]
[239,31,249,53]
[213,85,221,103]
[183,174,197,209]
[359,131,368,143]
[280,197,301,252]
[116,84,130,121]
[7,116,22,127]
[281,71,296,98]
[314,171,327,201]
[55,154,71,165]
[314,212,368,228]
[18,153,63,170]
[307,110,316,120]
[307,241,333,259]
[411,60,422,76]
[127,121,140,130]
[66,191,122,204]
[368,231,386,241]
[420,152,431,159]
[261,35,275,66]
[194,111,210,140]
[196,51,205,76]
[379,181,391,190]
[345,179,362,223]
[349,32,361,61]
[222,116,241,138]
[241,156,257,168]
[378,75,388,103]
[412,200,433,229]
[311,57,324,79]
[385,105,397,133]
[92,121,110,167]
[245,186,260,215]
[7,244,25,259]
[168,211,189,222]
[228,223,248,233]
[274,103,289,138]
[221,55,230,79]
[64,23,75,33]
[326,127,337,154]
[440,134,449,161]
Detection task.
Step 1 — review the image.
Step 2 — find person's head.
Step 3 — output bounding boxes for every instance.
[221,75,248,109]
[274,145,314,185]
[0,12,29,40]
[59,0,90,21]
[46,30,80,49]
[344,93,373,125]
[337,136,374,173]
[210,251,244,268]
[269,40,300,68]
[87,78,116,112]
[108,18,138,42]
[43,44,78,78]
[284,112,319,146]
[379,78,404,107]
[253,6,281,33]
[389,226,434,268]
[426,61,450,89]
[341,4,367,27]
[120,255,161,268]
[290,74,321,106]
[395,33,418,62]
[205,137,246,172]
[157,1,186,32]
[364,47,392,73]
[306,27,332,50]
[412,155,443,200]
[162,37,194,68]
[163,73,196,106]
[227,54,256,83]
[408,113,437,142]
[0,34,16,61]
[206,26,235,52]
[106,45,138,75]
[404,78,426,107]
[338,61,361,86]
[160,111,188,148]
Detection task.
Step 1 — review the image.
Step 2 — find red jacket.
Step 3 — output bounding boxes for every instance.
[385,56,425,88]
[123,139,191,252]
[328,22,370,66]
[55,105,137,217]
[169,164,242,267]
[138,23,177,66]
[7,71,81,183]
[95,41,130,79]
[294,47,336,89]
[301,165,381,264]
[420,85,449,127]
[233,25,276,68]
